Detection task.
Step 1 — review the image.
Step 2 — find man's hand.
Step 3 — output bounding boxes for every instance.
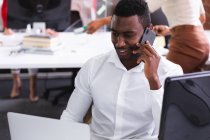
[153,25,170,36]
[133,41,161,90]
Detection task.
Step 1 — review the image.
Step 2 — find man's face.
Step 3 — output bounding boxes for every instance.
[110,15,144,61]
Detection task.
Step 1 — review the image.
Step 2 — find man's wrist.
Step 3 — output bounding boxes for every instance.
[148,75,161,90]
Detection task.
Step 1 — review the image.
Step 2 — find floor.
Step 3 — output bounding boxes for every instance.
[0,71,73,140]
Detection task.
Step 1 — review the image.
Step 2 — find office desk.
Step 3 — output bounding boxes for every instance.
[0,30,209,69]
[0,32,114,69]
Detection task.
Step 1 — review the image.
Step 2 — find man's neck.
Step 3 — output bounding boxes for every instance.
[121,59,139,70]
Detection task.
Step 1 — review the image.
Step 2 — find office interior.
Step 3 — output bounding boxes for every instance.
[0,0,210,140]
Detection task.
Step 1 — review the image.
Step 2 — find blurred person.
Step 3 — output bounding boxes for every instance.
[1,0,58,102]
[85,0,119,34]
[150,0,209,73]
[71,0,92,26]
[60,0,183,139]
[71,0,119,30]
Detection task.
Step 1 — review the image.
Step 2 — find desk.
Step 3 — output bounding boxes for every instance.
[0,32,115,69]
[0,32,166,69]
[0,32,116,104]
[0,31,209,69]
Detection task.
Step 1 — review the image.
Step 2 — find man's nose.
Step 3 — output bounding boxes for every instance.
[115,36,126,48]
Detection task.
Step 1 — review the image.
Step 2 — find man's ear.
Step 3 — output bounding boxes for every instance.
[144,24,153,31]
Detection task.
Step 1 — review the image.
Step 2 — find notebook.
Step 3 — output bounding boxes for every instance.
[7,112,90,140]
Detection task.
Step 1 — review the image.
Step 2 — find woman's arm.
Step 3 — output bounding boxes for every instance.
[86,16,112,34]
[199,1,206,24]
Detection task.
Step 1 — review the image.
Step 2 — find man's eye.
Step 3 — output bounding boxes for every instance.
[124,34,133,38]
[112,32,119,37]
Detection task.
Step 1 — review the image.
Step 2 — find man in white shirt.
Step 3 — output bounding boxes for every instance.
[61,0,183,139]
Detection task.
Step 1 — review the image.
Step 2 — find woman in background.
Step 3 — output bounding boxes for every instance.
[1,0,57,102]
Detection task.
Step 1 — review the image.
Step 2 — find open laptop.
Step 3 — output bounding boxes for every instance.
[7,112,90,140]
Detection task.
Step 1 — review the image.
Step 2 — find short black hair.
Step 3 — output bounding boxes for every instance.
[112,0,151,28]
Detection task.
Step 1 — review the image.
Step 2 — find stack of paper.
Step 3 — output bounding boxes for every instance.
[22,35,60,49]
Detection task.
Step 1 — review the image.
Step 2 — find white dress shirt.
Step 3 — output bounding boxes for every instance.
[146,0,205,27]
[61,50,183,139]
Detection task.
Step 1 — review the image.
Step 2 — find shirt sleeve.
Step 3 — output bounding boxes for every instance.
[200,1,205,14]
[60,61,93,123]
[150,86,164,136]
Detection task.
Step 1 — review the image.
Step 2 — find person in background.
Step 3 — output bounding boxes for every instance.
[71,0,91,26]
[71,0,119,30]
[1,0,58,102]
[85,0,119,34]
[199,2,206,25]
[150,0,209,73]
[85,0,209,73]
[60,0,183,139]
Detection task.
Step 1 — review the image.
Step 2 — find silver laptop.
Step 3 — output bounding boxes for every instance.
[7,112,90,140]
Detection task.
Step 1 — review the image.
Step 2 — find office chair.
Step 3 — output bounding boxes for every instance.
[7,0,70,31]
[150,8,170,48]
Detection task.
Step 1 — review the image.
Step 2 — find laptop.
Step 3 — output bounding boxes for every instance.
[7,112,90,140]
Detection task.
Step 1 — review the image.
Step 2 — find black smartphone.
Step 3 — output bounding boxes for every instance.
[140,28,156,45]
[131,28,156,59]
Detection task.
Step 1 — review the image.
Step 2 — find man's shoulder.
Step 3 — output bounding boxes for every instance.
[88,50,112,63]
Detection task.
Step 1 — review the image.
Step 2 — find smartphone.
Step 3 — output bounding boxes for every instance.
[131,28,156,59]
[140,28,156,45]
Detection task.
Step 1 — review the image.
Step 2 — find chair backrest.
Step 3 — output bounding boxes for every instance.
[150,8,168,26]
[150,8,170,48]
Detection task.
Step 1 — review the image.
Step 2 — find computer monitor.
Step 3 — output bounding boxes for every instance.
[159,71,210,140]
[7,0,71,31]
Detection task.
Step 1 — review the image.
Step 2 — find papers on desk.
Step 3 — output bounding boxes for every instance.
[22,44,62,55]
[0,34,23,47]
